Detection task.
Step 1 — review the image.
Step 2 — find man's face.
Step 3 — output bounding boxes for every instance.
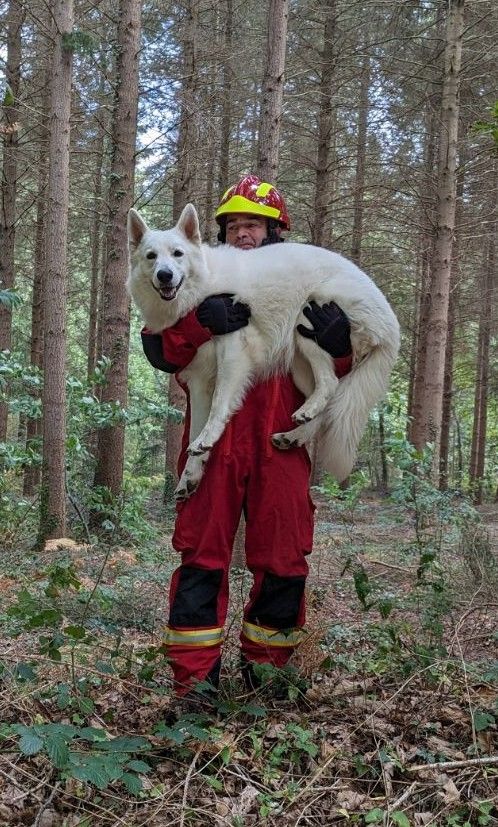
[225,213,268,249]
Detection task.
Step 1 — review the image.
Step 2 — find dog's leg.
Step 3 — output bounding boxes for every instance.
[175,453,209,500]
[291,332,338,423]
[188,332,253,455]
[272,415,321,450]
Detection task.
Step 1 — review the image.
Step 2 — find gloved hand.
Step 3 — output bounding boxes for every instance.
[297,300,352,358]
[196,293,251,335]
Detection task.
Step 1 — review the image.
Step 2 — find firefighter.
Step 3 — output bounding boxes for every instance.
[141,175,352,701]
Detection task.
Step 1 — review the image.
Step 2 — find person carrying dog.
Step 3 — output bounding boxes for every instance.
[141,174,353,703]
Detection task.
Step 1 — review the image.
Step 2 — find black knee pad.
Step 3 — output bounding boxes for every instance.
[169,566,223,627]
[247,572,306,629]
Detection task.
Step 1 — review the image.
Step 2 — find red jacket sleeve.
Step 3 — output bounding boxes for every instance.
[160,310,213,371]
[334,354,353,378]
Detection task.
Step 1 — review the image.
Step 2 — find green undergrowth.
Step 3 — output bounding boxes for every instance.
[0,443,497,823]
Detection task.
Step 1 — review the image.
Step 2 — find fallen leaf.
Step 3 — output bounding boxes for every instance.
[436,774,460,804]
[335,787,367,810]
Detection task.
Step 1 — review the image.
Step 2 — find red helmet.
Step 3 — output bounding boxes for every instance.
[215,174,290,230]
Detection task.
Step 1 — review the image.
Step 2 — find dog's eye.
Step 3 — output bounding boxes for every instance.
[173,249,184,258]
[146,251,157,260]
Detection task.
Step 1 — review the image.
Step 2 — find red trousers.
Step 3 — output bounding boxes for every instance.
[165,375,315,696]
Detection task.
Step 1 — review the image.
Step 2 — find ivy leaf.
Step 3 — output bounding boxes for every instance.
[392,813,411,827]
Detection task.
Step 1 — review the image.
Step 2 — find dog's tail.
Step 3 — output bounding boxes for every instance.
[319,337,399,481]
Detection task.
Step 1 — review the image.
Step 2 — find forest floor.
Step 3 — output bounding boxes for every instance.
[0,491,497,826]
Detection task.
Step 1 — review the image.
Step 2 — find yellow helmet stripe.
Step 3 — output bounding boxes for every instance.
[215,194,280,220]
[242,620,303,648]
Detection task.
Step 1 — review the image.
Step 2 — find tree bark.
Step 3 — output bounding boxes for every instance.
[256,0,288,183]
[312,0,336,248]
[217,0,233,201]
[439,136,467,489]
[469,185,495,502]
[38,0,74,542]
[87,74,107,383]
[410,0,465,474]
[166,0,201,492]
[23,6,51,496]
[350,49,370,266]
[94,0,140,498]
[172,0,200,221]
[407,111,438,440]
[0,0,24,442]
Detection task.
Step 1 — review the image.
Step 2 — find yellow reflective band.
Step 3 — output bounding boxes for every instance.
[255,182,273,198]
[242,620,303,648]
[164,626,224,648]
[215,194,280,220]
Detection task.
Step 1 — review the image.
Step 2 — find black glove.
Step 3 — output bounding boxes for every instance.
[196,293,251,335]
[297,300,352,358]
[141,330,179,373]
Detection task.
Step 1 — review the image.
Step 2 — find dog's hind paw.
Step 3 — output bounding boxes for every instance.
[174,477,199,501]
[272,432,299,450]
[291,410,314,424]
[187,440,212,456]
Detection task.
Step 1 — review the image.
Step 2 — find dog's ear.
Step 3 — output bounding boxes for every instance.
[176,204,201,246]
[128,209,148,249]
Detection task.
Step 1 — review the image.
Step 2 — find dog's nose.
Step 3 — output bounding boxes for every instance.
[156,268,174,284]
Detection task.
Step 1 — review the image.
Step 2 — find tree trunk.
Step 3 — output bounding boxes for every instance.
[94,0,140,498]
[0,0,24,442]
[217,0,233,200]
[87,75,107,383]
[312,0,336,248]
[438,289,454,489]
[407,61,441,442]
[172,0,200,221]
[378,407,388,493]
[469,210,495,502]
[256,0,288,183]
[23,8,51,496]
[350,49,370,266]
[439,136,467,489]
[38,0,74,543]
[166,0,201,492]
[410,0,465,473]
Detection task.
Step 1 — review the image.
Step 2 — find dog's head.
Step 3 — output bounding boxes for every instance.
[127,204,204,303]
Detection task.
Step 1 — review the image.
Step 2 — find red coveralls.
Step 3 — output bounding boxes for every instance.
[156,311,352,695]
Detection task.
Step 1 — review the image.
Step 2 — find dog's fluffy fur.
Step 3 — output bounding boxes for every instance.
[127,204,400,499]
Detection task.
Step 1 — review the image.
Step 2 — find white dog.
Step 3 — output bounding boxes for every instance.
[127,204,400,500]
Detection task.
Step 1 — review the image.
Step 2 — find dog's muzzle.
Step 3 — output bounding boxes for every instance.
[154,268,183,301]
